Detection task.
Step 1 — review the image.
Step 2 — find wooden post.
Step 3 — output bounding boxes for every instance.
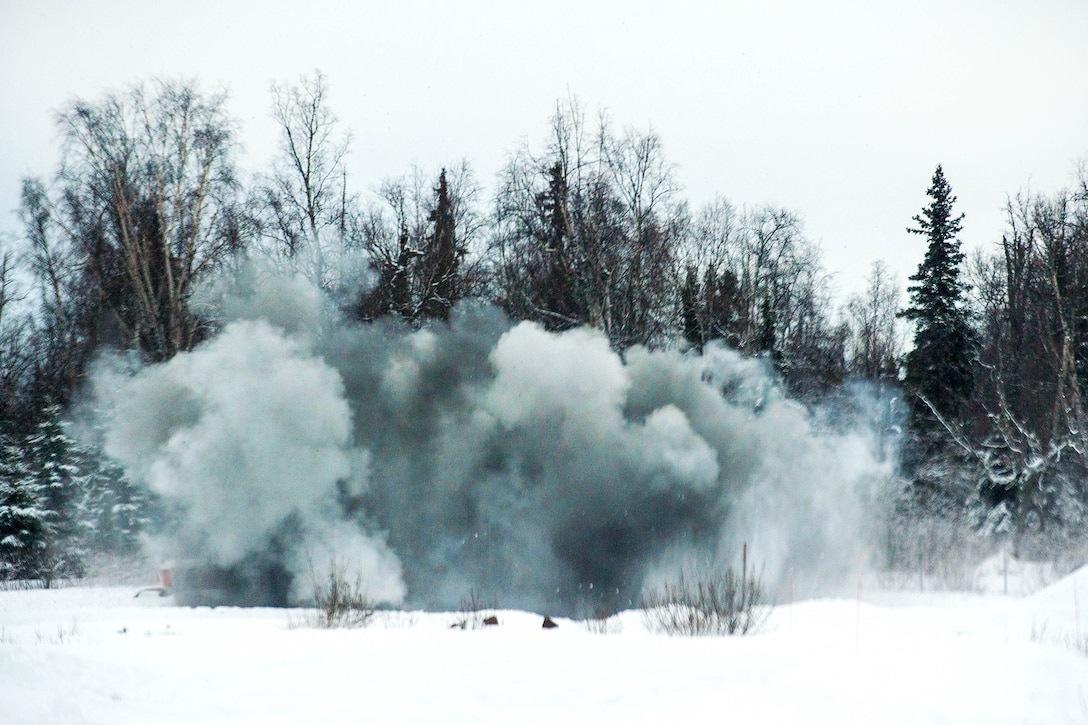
[1075,578,1082,647]
[856,569,863,651]
[1003,543,1008,596]
[742,542,748,605]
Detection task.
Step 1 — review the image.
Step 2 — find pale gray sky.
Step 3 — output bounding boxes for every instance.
[2,0,1086,298]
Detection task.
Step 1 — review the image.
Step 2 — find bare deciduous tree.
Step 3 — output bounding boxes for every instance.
[356,161,484,323]
[0,245,35,433]
[260,70,353,290]
[958,172,1088,548]
[681,199,839,396]
[492,99,683,348]
[847,261,904,384]
[23,79,242,364]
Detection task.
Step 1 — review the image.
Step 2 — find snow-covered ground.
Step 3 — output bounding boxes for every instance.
[3,566,1088,724]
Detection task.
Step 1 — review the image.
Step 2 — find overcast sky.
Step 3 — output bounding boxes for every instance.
[2,0,1085,299]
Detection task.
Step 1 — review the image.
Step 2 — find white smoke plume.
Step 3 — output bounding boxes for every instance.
[94,268,896,613]
[96,301,405,605]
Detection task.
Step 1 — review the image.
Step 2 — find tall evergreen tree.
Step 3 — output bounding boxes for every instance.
[680,266,704,351]
[0,441,47,580]
[900,165,977,436]
[679,264,743,353]
[420,169,460,321]
[74,439,149,556]
[536,162,580,328]
[758,297,778,359]
[24,404,86,582]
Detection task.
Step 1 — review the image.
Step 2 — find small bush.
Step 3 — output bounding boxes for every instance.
[34,620,79,645]
[304,559,375,629]
[583,614,622,635]
[879,510,991,591]
[1032,618,1088,657]
[450,589,497,630]
[640,566,770,636]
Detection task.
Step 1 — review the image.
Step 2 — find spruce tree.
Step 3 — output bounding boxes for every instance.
[25,404,86,581]
[758,297,780,369]
[420,169,460,321]
[0,442,47,580]
[74,433,150,556]
[680,265,744,354]
[537,162,579,328]
[680,266,704,351]
[900,165,977,436]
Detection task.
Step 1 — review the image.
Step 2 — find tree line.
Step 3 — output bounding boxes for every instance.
[0,72,1085,581]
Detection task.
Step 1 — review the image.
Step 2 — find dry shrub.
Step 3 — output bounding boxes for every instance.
[640,567,770,636]
[1032,618,1088,658]
[450,589,497,630]
[583,614,622,635]
[880,511,991,591]
[303,559,376,629]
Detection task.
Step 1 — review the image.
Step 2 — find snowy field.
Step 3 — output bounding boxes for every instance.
[3,564,1088,724]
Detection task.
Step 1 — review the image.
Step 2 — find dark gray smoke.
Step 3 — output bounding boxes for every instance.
[95,269,895,614]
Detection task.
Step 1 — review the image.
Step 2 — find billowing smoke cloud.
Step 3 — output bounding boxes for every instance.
[95,268,895,615]
[96,305,405,606]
